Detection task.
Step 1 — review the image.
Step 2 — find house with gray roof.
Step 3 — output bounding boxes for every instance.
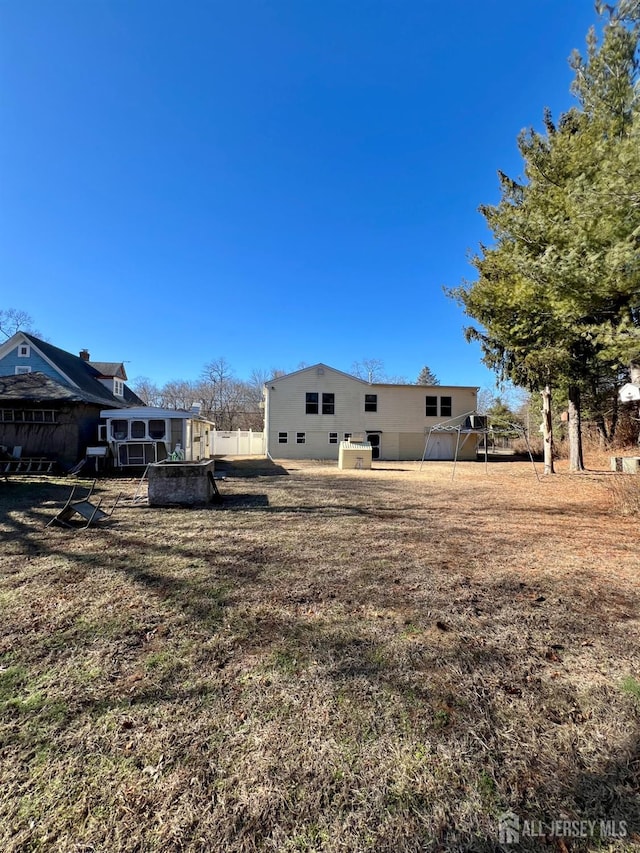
[0,332,142,468]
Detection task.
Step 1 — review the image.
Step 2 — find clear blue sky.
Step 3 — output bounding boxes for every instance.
[0,0,599,390]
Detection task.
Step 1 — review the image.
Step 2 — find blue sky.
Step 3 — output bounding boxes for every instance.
[0,0,599,390]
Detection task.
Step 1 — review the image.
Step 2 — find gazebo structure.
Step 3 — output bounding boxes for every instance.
[420,411,539,480]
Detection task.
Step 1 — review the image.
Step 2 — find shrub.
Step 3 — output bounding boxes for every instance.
[606,474,640,516]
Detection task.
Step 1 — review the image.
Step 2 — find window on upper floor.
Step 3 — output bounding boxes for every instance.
[15,366,31,375]
[114,379,124,397]
[426,395,453,418]
[305,392,319,414]
[365,393,377,412]
[18,344,30,357]
[322,393,335,415]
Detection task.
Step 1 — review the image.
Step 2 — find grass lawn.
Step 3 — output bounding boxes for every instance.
[0,456,639,852]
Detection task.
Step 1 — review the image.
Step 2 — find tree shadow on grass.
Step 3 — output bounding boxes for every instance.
[3,552,639,851]
[2,474,639,851]
[0,479,81,524]
[218,458,290,478]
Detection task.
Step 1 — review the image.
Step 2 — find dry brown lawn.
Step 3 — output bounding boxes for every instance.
[0,455,639,852]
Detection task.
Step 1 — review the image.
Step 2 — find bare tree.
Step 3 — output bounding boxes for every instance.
[245,369,270,419]
[352,358,409,384]
[476,388,496,414]
[159,380,197,410]
[351,358,386,383]
[199,357,237,427]
[0,308,42,339]
[131,376,162,406]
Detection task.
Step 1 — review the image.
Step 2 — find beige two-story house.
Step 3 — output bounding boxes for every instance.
[263,363,479,461]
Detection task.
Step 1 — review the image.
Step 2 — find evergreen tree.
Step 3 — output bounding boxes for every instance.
[449,2,640,472]
[416,365,440,385]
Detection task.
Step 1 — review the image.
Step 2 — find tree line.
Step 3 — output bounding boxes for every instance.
[131,359,441,430]
[131,359,271,431]
[1,309,443,431]
[448,1,640,472]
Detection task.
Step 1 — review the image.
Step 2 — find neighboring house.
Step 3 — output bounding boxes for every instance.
[263,363,479,461]
[0,332,142,467]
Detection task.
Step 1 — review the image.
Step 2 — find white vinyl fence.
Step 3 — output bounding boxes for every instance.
[212,429,265,457]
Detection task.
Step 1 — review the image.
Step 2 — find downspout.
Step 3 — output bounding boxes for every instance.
[264,383,273,460]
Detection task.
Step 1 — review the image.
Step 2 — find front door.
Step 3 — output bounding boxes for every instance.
[367,433,380,459]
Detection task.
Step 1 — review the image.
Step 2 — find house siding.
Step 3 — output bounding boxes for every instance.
[0,403,102,468]
[265,365,478,461]
[0,345,68,383]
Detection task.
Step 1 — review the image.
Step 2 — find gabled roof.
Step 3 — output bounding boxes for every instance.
[267,363,368,385]
[266,361,478,391]
[90,361,128,380]
[0,372,124,406]
[0,332,143,406]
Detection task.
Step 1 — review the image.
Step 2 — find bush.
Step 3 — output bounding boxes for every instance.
[511,436,543,458]
[606,474,640,516]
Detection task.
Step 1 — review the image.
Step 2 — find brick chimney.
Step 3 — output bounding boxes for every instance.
[79,349,90,361]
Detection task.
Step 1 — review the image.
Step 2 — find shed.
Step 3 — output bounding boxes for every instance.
[338,440,372,470]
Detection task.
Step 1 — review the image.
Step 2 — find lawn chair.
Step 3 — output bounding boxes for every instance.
[46,480,121,530]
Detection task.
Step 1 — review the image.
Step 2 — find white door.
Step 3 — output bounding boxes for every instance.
[426,435,455,460]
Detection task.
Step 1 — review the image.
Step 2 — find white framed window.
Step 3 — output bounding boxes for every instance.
[328,432,338,444]
[15,366,32,375]
[18,344,30,358]
[296,432,306,444]
[114,379,124,397]
[344,432,352,441]
[278,432,288,444]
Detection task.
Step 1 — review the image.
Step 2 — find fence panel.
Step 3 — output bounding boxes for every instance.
[212,430,265,456]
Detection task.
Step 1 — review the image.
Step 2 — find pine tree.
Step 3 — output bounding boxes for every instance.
[449,2,640,472]
[416,365,440,385]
